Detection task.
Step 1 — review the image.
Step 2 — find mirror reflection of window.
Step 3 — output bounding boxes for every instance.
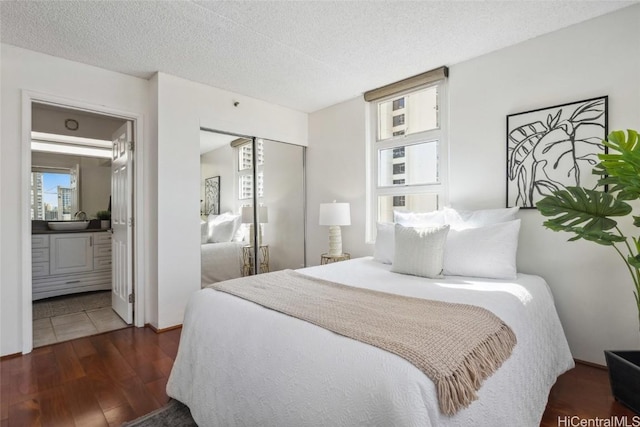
[30,168,75,220]
[237,140,264,200]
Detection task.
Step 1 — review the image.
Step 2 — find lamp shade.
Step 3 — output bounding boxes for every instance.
[319,202,351,226]
[241,205,268,223]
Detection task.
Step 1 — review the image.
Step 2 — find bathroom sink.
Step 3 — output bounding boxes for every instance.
[47,221,90,231]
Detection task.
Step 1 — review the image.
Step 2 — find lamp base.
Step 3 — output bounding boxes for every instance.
[327,225,344,256]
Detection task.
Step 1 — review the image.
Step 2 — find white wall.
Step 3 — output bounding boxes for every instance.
[32,104,125,140]
[307,97,370,266]
[200,146,235,215]
[448,5,640,364]
[306,5,640,364]
[0,44,149,356]
[152,72,308,329]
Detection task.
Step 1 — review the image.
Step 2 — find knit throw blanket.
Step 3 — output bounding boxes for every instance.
[211,270,517,415]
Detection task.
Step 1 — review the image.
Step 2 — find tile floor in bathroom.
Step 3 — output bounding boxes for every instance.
[33,294,128,347]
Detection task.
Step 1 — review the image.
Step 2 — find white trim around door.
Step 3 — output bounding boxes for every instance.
[21,90,146,354]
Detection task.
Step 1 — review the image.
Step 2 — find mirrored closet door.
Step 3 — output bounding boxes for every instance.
[199,129,305,286]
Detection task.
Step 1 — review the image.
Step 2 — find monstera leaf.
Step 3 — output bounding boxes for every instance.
[537,186,631,246]
[596,130,640,200]
[540,129,640,331]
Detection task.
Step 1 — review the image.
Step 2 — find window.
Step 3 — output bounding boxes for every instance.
[30,169,76,220]
[236,139,264,200]
[368,80,447,240]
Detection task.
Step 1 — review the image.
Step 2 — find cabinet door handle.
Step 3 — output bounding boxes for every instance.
[65,280,81,284]
[89,236,93,247]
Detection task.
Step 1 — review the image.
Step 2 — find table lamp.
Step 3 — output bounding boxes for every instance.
[241,205,268,245]
[319,201,351,256]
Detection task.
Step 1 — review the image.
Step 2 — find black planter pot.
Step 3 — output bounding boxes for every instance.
[604,350,640,414]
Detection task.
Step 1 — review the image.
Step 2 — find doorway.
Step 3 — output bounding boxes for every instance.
[21,92,145,353]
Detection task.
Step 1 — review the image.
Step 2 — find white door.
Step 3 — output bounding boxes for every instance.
[111,122,133,324]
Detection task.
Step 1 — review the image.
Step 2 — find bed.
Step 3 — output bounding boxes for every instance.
[201,241,244,287]
[200,212,246,287]
[168,256,574,426]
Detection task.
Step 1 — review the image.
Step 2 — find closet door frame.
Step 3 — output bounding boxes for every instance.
[200,127,307,274]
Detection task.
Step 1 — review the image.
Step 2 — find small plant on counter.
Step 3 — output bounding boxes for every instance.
[96,210,111,220]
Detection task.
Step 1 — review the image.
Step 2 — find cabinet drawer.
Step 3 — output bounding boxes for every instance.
[32,270,111,300]
[94,233,112,245]
[94,245,112,258]
[32,262,49,278]
[94,257,112,270]
[32,247,49,263]
[32,235,49,249]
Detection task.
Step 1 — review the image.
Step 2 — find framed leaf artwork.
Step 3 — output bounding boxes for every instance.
[205,176,220,215]
[506,96,608,208]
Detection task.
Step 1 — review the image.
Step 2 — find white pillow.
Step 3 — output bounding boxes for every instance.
[373,222,395,264]
[200,220,208,244]
[233,223,247,242]
[207,212,224,241]
[443,206,519,230]
[394,210,445,227]
[391,224,450,279]
[208,213,241,243]
[443,219,521,280]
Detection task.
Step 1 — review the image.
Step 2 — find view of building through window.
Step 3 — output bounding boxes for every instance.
[30,171,72,220]
[237,140,265,200]
[371,81,446,228]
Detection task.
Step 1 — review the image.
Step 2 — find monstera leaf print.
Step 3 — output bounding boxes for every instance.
[507,97,607,208]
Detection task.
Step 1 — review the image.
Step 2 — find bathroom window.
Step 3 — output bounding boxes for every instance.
[31,166,78,220]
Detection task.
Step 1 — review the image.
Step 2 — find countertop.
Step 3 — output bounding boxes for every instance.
[32,228,111,235]
[32,219,111,234]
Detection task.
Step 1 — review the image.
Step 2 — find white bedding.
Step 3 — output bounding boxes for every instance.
[168,257,574,426]
[201,241,244,287]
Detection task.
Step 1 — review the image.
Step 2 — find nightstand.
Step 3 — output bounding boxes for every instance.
[242,245,270,276]
[321,253,351,265]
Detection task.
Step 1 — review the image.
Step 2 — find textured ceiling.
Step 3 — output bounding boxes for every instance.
[0,1,636,113]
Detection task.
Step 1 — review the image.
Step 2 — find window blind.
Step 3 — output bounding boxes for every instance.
[363,66,448,102]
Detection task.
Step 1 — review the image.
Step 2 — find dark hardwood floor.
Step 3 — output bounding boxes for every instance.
[1,327,180,427]
[541,362,637,426]
[1,326,636,426]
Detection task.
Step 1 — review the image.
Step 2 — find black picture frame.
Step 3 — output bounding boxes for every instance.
[205,176,220,216]
[506,96,608,209]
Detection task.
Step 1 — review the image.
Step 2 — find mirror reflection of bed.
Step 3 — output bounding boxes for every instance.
[199,129,305,287]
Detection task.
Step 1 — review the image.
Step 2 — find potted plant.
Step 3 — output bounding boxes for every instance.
[96,210,111,229]
[537,129,640,414]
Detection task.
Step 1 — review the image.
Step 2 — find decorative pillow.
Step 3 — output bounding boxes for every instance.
[391,224,450,279]
[373,222,395,264]
[443,206,519,230]
[443,219,521,280]
[394,210,446,227]
[208,213,241,243]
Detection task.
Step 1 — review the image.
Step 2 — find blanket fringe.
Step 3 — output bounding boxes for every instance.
[437,324,517,415]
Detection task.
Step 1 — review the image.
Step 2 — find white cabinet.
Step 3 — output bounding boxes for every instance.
[32,231,112,300]
[49,233,94,275]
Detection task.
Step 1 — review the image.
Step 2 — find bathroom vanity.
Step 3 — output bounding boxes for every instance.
[32,229,112,300]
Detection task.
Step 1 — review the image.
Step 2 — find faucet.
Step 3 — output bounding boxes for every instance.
[74,211,87,220]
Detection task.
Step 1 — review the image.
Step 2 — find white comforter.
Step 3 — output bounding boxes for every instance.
[201,241,244,287]
[168,257,574,427]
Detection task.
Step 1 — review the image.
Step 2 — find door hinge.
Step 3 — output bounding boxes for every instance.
[128,217,134,227]
[128,141,134,151]
[129,293,135,303]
